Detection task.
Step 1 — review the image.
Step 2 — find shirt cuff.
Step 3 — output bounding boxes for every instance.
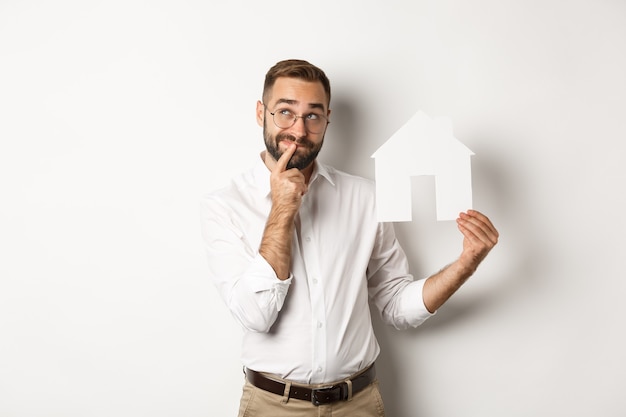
[400,278,436,327]
[244,254,292,311]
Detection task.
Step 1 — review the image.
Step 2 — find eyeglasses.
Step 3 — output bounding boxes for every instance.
[264,104,329,134]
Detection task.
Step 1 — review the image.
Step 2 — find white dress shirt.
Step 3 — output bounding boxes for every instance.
[201,155,434,384]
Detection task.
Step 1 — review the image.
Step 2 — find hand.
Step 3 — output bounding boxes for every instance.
[456,210,499,272]
[269,143,307,215]
[422,210,499,312]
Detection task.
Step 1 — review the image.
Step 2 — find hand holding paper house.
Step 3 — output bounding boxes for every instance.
[371,111,474,222]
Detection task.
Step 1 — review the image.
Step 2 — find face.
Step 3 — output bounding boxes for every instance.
[257,77,330,171]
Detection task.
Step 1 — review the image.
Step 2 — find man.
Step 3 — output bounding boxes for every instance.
[201,59,498,416]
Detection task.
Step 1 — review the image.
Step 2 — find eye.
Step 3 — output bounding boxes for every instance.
[306,113,321,120]
[277,109,294,117]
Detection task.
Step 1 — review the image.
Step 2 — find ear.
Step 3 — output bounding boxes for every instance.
[256,100,265,127]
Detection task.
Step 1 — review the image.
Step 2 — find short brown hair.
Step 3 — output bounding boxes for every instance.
[263,59,331,106]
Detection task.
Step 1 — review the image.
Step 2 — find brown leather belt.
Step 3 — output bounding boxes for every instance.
[245,364,376,406]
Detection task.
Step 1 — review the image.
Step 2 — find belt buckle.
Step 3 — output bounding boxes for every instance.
[311,384,343,406]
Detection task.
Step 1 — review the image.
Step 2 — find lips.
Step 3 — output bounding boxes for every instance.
[277,134,311,149]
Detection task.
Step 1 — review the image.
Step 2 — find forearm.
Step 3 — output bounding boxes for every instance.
[259,143,305,280]
[259,205,296,280]
[422,259,475,313]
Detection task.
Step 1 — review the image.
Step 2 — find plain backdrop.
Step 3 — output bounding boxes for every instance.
[1,1,625,416]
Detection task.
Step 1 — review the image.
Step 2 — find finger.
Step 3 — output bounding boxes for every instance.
[459,210,499,238]
[274,142,297,173]
[467,210,498,234]
[284,170,308,195]
[458,220,497,244]
[457,212,498,244]
[457,222,489,246]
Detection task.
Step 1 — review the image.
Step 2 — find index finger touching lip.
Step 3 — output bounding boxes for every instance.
[275,142,297,172]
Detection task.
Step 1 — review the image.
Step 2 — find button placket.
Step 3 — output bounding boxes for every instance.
[298,201,327,381]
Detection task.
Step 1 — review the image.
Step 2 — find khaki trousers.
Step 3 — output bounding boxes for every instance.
[237,379,386,417]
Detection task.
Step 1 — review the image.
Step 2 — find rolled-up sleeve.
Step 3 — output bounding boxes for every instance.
[201,196,291,333]
[367,222,435,330]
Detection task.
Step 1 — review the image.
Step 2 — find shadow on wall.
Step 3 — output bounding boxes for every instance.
[318,95,374,179]
[369,134,544,416]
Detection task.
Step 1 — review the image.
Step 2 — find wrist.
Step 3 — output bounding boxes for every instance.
[455,255,478,277]
[268,202,298,224]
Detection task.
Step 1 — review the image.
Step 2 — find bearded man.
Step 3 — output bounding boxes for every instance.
[201,59,499,417]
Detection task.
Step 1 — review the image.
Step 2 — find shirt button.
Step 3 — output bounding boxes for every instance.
[312,278,318,285]
[305,236,311,242]
[317,322,323,328]
[317,367,323,373]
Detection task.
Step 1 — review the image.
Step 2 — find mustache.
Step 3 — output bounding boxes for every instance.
[276,133,314,148]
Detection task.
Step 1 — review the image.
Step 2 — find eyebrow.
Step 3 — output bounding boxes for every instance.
[274,98,326,111]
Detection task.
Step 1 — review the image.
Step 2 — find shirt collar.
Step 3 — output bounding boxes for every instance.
[252,153,336,199]
[312,160,335,187]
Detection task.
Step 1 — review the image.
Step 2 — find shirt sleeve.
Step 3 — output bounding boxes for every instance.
[367,221,435,330]
[200,196,292,333]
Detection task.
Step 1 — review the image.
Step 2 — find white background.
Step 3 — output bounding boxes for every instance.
[1,1,625,416]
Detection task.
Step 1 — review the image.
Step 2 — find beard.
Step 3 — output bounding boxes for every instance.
[263,120,324,171]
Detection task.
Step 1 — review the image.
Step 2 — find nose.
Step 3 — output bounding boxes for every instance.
[289,116,308,137]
